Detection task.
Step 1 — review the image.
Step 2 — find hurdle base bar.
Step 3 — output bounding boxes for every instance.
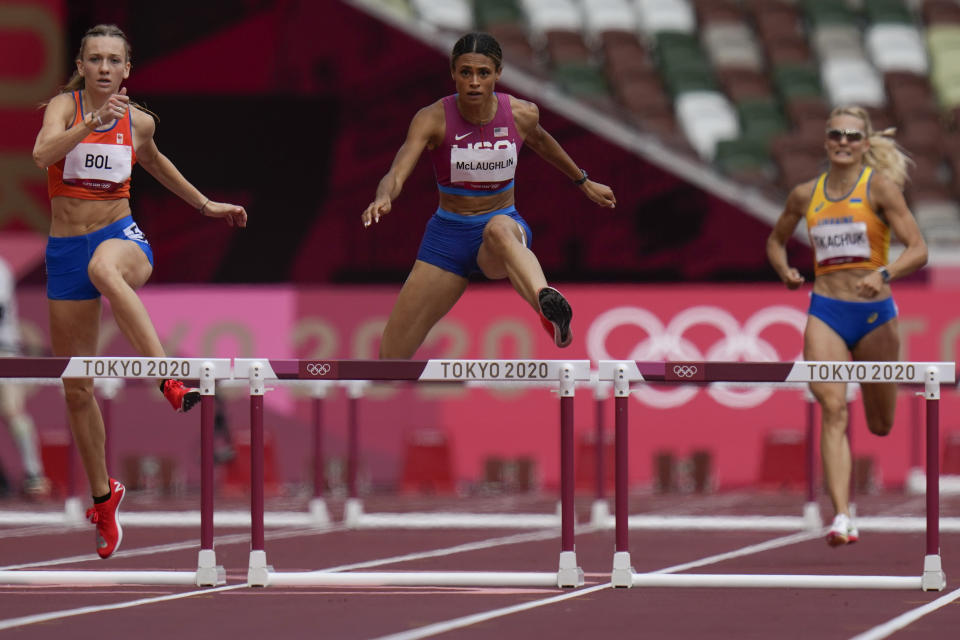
[611,551,634,588]
[263,570,563,587]
[248,549,273,587]
[308,497,331,524]
[196,549,226,587]
[0,570,203,586]
[629,573,925,590]
[802,502,822,530]
[921,554,946,591]
[557,550,584,588]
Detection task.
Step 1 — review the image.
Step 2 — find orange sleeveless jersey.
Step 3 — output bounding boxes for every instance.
[805,166,889,277]
[47,90,136,200]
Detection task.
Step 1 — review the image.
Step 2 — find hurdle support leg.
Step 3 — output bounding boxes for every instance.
[309,383,330,525]
[556,364,584,588]
[921,367,946,591]
[590,378,612,528]
[802,394,822,530]
[247,362,274,587]
[610,364,635,588]
[196,362,225,586]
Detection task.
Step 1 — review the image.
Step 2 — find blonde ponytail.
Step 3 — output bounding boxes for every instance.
[828,106,914,189]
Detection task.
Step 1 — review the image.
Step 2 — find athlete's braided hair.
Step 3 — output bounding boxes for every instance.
[451,33,503,70]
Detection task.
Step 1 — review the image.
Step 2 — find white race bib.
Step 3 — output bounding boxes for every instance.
[450,142,517,185]
[63,142,132,191]
[810,221,870,266]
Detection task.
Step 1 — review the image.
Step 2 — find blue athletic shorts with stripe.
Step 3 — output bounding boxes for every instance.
[415,205,532,277]
[808,292,898,350]
[46,215,153,300]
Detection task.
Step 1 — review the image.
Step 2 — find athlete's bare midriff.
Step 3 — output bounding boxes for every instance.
[814,268,891,301]
[49,196,131,237]
[438,189,515,216]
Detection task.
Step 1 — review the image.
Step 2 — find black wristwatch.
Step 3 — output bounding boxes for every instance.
[877,266,891,283]
[573,169,588,185]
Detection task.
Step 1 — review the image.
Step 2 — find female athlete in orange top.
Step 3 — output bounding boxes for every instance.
[32,24,247,559]
[767,106,927,546]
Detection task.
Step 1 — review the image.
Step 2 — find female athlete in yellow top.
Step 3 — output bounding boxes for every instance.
[767,106,927,546]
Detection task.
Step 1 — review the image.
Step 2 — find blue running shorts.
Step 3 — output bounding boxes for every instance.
[808,292,898,350]
[415,205,532,277]
[46,215,153,300]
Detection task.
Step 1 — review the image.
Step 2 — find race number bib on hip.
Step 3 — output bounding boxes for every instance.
[62,142,132,191]
[810,221,870,267]
[450,142,517,185]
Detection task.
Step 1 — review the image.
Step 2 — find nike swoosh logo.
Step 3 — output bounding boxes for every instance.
[454,132,472,140]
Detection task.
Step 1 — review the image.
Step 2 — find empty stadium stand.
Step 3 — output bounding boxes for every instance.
[362,0,960,245]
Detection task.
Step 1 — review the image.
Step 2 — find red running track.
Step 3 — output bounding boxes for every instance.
[1,491,959,640]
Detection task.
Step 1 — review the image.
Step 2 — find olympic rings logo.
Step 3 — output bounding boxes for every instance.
[586,305,807,408]
[305,362,331,376]
[672,365,699,378]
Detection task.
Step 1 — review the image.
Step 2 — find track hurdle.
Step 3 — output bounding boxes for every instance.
[233,358,591,588]
[599,360,954,591]
[0,356,232,587]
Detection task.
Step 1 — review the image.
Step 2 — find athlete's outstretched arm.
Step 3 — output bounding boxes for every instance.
[362,103,443,227]
[132,109,247,227]
[512,97,616,208]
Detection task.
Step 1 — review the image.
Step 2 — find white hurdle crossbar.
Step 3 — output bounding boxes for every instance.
[233,358,591,588]
[0,357,232,587]
[598,360,955,591]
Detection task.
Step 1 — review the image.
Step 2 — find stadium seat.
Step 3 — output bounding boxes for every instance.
[821,58,886,107]
[784,95,831,129]
[774,149,826,190]
[582,0,638,44]
[863,0,915,25]
[553,62,610,97]
[736,98,788,141]
[866,24,929,74]
[801,0,857,28]
[675,90,740,160]
[692,0,742,26]
[475,0,524,29]
[410,0,473,32]
[635,0,697,38]
[702,23,764,71]
[922,0,960,25]
[545,30,592,66]
[764,34,813,67]
[811,24,867,62]
[713,135,774,182]
[522,0,582,38]
[885,71,939,122]
[772,64,823,102]
[717,68,774,103]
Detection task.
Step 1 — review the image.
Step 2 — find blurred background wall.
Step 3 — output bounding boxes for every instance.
[1,0,959,497]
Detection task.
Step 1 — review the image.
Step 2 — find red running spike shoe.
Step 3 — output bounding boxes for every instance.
[160,378,201,412]
[86,478,125,559]
[537,287,573,348]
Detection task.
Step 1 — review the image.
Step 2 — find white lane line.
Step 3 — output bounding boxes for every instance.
[318,529,563,572]
[369,530,819,639]
[0,584,247,631]
[373,583,613,640]
[650,530,822,574]
[847,587,960,640]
